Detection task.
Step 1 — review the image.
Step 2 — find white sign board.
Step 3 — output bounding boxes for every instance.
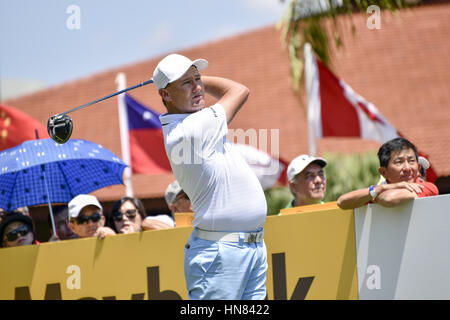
[355,194,450,299]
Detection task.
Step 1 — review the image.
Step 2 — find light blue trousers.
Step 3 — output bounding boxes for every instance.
[184,229,268,300]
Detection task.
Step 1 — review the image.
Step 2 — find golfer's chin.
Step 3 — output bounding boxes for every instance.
[187,101,205,113]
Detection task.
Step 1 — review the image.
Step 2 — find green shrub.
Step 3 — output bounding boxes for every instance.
[265,187,293,216]
[323,151,380,202]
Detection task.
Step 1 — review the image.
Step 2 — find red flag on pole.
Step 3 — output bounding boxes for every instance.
[0,104,48,151]
[304,43,437,182]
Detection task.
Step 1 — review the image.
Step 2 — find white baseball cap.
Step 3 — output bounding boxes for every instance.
[153,53,208,90]
[287,154,327,182]
[164,180,184,206]
[68,194,102,220]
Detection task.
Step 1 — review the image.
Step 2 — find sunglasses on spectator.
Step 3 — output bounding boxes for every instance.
[112,209,137,222]
[73,212,102,225]
[4,225,30,242]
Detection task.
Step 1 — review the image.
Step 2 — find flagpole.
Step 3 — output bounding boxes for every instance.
[35,129,58,240]
[116,72,134,197]
[304,42,319,157]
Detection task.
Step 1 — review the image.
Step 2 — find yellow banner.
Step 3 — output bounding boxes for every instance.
[0,204,357,300]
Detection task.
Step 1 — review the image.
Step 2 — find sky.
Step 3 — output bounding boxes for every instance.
[0,0,290,100]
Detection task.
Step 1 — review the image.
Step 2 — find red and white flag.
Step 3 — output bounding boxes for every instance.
[304,43,437,182]
[232,143,288,190]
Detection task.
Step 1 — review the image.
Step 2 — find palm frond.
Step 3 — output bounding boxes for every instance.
[278,0,419,93]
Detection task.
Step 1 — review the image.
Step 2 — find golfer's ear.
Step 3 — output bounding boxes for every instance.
[159,89,172,103]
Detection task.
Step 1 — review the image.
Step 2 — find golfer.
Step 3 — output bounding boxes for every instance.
[155,54,267,300]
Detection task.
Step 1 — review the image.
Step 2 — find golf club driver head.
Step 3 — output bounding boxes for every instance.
[47,114,73,144]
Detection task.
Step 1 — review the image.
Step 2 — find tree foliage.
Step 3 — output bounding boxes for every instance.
[322,151,380,202]
[277,0,419,92]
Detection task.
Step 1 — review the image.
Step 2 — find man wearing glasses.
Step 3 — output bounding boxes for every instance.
[285,154,328,208]
[68,194,115,239]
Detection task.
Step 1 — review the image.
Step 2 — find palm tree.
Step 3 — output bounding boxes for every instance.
[277,0,421,93]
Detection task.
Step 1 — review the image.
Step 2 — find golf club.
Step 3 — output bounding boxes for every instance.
[47,78,154,144]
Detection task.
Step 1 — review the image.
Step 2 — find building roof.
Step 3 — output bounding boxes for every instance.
[5,2,450,201]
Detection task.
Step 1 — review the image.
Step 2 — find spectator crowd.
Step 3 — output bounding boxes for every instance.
[0,137,440,249]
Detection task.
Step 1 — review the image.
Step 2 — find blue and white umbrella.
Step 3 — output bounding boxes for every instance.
[0,138,127,211]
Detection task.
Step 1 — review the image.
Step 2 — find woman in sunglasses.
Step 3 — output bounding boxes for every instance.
[108,196,174,234]
[0,212,39,248]
[108,197,146,234]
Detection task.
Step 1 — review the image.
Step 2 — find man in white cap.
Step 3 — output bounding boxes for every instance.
[140,182,182,230]
[286,154,327,208]
[68,194,115,239]
[164,180,193,214]
[155,53,267,300]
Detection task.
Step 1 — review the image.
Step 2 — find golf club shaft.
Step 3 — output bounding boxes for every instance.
[58,78,154,117]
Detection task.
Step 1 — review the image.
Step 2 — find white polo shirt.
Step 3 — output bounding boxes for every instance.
[159,104,267,232]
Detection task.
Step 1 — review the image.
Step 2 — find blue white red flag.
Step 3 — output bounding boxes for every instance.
[124,93,172,174]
